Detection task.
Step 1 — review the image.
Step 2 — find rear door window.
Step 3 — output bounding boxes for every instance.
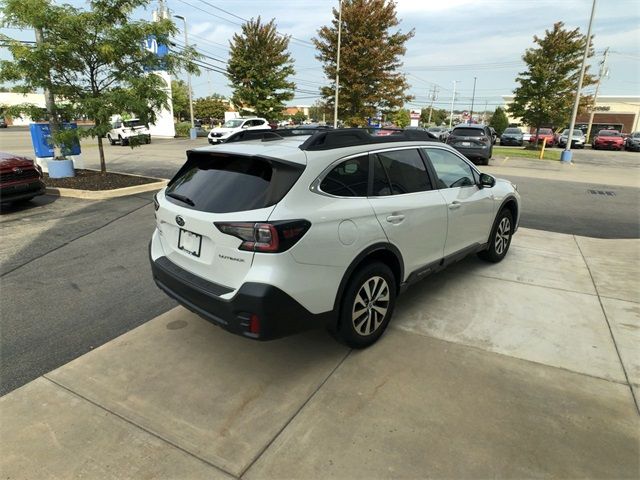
[166,153,303,213]
[320,155,369,197]
[372,149,432,195]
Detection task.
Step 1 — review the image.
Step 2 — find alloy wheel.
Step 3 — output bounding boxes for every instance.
[495,217,511,255]
[352,276,390,336]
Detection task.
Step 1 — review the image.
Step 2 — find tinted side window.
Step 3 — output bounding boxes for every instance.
[374,149,431,195]
[320,155,369,197]
[424,148,475,189]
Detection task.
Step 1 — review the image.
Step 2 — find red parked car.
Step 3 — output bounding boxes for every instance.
[592,130,625,150]
[0,152,46,205]
[529,128,555,146]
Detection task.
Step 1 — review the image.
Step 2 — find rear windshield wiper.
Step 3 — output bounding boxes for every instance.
[166,192,195,206]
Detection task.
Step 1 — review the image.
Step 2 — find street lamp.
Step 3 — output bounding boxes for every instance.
[562,0,597,162]
[174,14,196,139]
[333,0,342,129]
[449,80,460,129]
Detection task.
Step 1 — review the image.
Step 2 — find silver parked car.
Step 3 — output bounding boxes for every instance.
[557,129,586,149]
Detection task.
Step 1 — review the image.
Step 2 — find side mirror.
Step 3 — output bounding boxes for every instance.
[479,173,496,188]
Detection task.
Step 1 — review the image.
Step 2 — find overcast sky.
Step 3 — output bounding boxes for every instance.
[2,0,639,112]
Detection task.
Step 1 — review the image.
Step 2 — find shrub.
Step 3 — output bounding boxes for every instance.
[175,122,191,137]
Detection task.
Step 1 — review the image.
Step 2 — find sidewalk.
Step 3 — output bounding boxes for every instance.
[1,228,639,479]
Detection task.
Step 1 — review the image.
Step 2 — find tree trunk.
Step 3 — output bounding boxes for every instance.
[535,125,541,148]
[97,136,106,174]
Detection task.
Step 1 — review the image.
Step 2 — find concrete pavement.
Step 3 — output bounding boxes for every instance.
[2,227,638,479]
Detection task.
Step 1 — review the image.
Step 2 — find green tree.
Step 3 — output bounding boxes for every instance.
[314,0,414,125]
[509,22,595,142]
[227,17,295,120]
[291,110,307,124]
[393,109,410,128]
[0,0,197,173]
[489,107,509,136]
[420,107,447,126]
[171,79,190,122]
[308,100,328,123]
[193,94,227,125]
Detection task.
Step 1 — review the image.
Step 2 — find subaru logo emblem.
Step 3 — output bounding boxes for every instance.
[175,215,185,226]
[12,167,22,174]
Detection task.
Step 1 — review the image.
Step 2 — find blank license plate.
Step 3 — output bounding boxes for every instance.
[461,141,471,147]
[178,229,202,257]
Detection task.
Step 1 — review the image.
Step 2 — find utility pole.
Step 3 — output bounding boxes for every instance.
[333,0,342,129]
[482,100,488,123]
[449,80,459,129]
[562,0,597,163]
[174,15,195,138]
[469,76,477,123]
[427,86,438,124]
[34,27,61,158]
[585,47,609,142]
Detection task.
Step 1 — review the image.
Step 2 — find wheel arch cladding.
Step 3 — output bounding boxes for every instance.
[333,243,404,313]
[501,197,518,223]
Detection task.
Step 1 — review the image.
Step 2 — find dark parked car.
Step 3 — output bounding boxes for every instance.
[625,132,640,152]
[592,130,624,150]
[500,127,524,146]
[0,152,46,205]
[446,124,493,165]
[0,119,8,128]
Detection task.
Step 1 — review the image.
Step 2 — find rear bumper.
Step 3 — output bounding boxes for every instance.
[451,145,491,159]
[150,249,333,340]
[500,138,523,146]
[0,180,45,204]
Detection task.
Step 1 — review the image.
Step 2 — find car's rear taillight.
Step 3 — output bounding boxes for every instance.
[215,220,311,253]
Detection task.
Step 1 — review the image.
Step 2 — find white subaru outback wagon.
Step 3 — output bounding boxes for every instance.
[150,129,520,348]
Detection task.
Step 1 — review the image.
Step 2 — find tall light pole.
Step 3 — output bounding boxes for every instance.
[562,0,597,163]
[449,80,459,129]
[469,76,477,123]
[585,47,609,142]
[333,0,342,129]
[174,15,196,138]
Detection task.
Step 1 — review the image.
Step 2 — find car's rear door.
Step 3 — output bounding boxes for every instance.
[367,147,448,277]
[422,147,495,256]
[155,151,304,290]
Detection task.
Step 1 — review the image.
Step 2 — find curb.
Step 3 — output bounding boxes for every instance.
[46,180,168,200]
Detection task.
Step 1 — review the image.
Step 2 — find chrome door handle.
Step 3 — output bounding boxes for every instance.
[449,201,462,210]
[386,214,405,224]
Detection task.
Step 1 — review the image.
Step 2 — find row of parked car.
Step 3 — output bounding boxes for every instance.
[499,127,639,151]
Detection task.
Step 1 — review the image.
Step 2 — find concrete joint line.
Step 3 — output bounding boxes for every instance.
[390,325,631,388]
[42,376,238,479]
[239,349,353,479]
[470,271,598,298]
[573,235,640,416]
[0,200,151,278]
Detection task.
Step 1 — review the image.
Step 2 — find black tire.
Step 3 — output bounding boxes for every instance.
[146,136,151,144]
[108,135,116,146]
[478,209,514,263]
[336,261,397,349]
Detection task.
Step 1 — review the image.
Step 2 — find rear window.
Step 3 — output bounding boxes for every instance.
[503,128,521,134]
[124,120,143,128]
[598,131,620,137]
[452,127,485,137]
[539,129,553,134]
[166,153,304,213]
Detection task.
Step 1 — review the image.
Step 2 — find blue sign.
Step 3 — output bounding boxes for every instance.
[29,123,81,158]
[144,36,169,58]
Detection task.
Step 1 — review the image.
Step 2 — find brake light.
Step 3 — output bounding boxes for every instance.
[215,220,311,253]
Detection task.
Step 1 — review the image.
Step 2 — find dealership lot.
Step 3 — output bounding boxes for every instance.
[1,129,639,477]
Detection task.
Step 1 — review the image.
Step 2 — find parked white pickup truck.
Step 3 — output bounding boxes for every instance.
[107,119,151,146]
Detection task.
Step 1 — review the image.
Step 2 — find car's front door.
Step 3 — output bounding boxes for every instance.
[367,147,448,278]
[422,147,495,257]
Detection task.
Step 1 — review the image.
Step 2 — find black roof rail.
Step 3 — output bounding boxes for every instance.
[222,127,438,150]
[298,128,438,151]
[224,128,322,144]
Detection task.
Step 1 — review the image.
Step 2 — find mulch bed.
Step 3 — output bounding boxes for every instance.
[44,169,159,191]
